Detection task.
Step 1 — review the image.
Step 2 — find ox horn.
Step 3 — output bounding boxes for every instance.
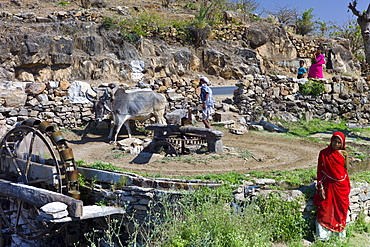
[101,89,111,101]
[90,86,98,93]
[85,91,96,102]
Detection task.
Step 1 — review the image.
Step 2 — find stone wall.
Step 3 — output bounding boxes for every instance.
[1,71,369,138]
[233,179,370,225]
[0,78,201,135]
[234,75,370,124]
[77,167,222,236]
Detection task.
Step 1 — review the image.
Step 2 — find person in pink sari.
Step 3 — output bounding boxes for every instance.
[308,47,326,79]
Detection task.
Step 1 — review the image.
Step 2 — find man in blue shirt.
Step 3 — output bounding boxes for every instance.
[199,76,214,128]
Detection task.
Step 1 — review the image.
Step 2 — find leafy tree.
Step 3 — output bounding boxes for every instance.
[187,0,234,46]
[228,0,258,14]
[329,19,364,61]
[187,2,216,47]
[266,4,299,26]
[316,20,328,37]
[296,8,315,36]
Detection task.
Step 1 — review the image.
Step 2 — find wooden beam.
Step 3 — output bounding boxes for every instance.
[0,179,83,217]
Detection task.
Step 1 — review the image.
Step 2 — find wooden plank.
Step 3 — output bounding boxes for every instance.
[0,179,83,217]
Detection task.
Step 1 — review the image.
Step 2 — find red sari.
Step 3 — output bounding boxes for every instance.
[313,132,350,232]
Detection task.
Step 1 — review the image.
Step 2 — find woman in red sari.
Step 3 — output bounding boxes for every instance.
[314,132,350,240]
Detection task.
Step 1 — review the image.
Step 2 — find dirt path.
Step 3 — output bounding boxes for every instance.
[65,129,326,176]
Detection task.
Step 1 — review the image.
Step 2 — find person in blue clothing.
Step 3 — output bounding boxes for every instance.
[297,60,307,79]
[199,76,214,128]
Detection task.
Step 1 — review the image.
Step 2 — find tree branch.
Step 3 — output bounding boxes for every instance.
[348,1,363,17]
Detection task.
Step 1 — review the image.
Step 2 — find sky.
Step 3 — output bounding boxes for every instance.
[256,0,370,24]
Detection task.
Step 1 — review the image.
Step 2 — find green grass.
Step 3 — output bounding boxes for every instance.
[105,150,127,159]
[119,11,170,37]
[157,153,230,165]
[249,168,317,187]
[77,160,126,172]
[57,1,69,6]
[281,118,348,138]
[192,171,249,184]
[278,118,370,139]
[347,145,368,161]
[350,170,370,183]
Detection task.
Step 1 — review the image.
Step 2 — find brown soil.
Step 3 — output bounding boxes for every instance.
[65,127,327,176]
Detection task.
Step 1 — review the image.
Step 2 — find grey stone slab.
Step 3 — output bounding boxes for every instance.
[42,205,125,223]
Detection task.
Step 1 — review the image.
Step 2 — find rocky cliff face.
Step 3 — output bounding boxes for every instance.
[0,3,361,86]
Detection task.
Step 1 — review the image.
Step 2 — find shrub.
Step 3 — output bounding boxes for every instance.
[101,16,117,30]
[255,192,307,242]
[57,1,69,6]
[187,3,215,46]
[299,80,325,96]
[119,12,168,37]
[184,3,197,10]
[348,210,370,234]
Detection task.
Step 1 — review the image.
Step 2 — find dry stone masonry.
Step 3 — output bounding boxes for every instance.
[1,71,369,139]
[234,75,370,125]
[233,180,370,225]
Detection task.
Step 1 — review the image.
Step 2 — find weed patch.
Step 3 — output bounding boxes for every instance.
[123,185,305,246]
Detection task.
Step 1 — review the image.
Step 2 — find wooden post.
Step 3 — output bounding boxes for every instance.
[0,179,83,217]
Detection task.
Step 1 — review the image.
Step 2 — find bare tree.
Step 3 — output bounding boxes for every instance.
[80,0,91,9]
[348,0,370,64]
[266,4,299,26]
[162,0,171,8]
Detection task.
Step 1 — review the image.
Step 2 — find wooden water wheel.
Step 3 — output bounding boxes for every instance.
[0,119,79,241]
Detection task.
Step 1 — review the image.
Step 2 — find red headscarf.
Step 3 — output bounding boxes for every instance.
[318,131,347,183]
[331,131,346,150]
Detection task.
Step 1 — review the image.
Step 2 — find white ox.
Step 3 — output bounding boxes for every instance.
[87,88,167,143]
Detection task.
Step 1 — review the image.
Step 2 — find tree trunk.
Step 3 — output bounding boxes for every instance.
[348,2,370,65]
